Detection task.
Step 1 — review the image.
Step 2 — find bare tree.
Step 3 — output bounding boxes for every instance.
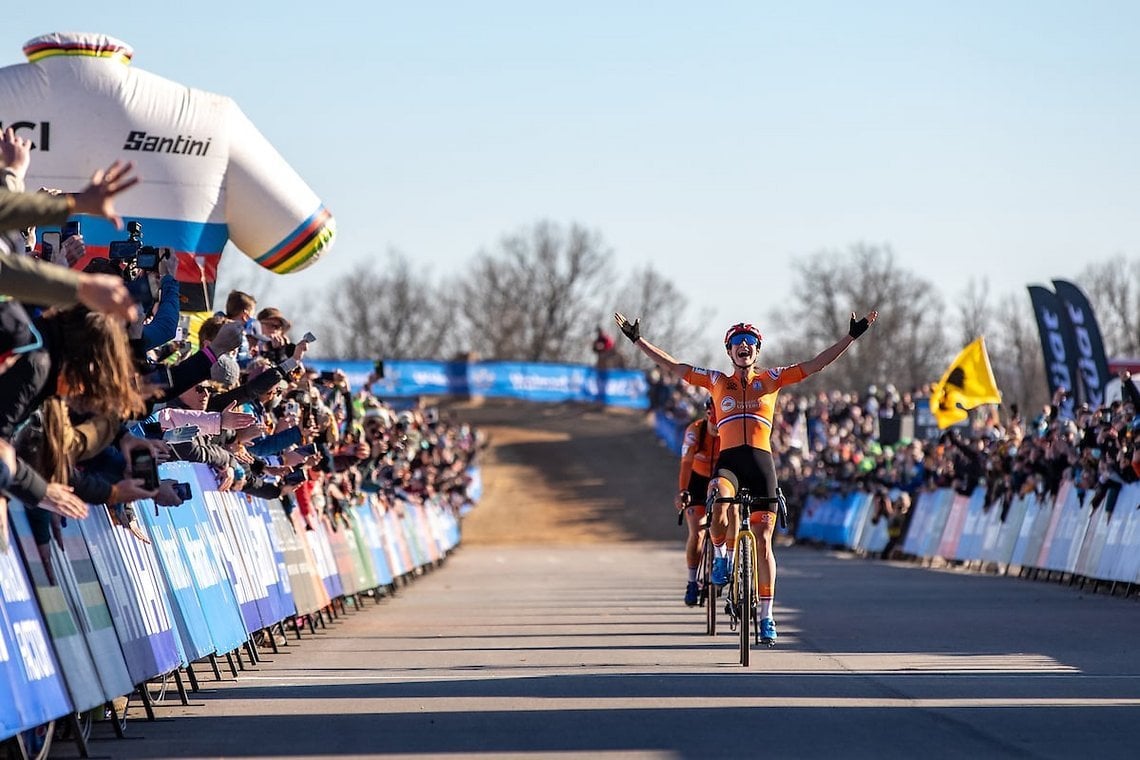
[1078,256,1140,358]
[457,221,613,362]
[988,292,1048,415]
[957,278,996,347]
[770,243,948,394]
[611,264,716,368]
[318,251,452,359]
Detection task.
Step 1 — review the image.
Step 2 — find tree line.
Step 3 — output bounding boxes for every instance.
[272,220,1137,414]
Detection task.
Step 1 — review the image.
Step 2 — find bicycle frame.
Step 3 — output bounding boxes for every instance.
[714,487,785,666]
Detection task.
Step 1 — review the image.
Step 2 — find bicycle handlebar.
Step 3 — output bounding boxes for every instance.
[713,488,790,531]
[713,494,782,506]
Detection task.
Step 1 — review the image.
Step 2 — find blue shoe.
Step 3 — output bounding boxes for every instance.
[711,557,730,586]
[684,581,699,606]
[760,617,778,645]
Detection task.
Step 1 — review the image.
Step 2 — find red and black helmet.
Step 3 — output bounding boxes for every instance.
[724,322,762,350]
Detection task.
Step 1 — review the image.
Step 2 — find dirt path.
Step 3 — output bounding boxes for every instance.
[442,398,684,545]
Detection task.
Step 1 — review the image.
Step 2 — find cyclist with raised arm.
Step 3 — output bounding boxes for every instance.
[615,309,877,645]
[676,396,719,606]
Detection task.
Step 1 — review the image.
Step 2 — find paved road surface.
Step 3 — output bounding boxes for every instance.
[102,541,1140,760]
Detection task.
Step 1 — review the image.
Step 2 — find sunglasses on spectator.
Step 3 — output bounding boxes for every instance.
[728,333,759,347]
[193,385,211,394]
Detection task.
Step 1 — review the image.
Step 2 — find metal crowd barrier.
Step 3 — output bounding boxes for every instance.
[797,480,1140,587]
[1,461,468,757]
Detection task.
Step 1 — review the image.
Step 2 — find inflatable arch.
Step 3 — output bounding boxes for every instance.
[0,32,336,310]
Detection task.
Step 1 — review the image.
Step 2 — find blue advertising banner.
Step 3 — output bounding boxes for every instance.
[194,466,264,635]
[163,462,248,655]
[0,529,72,739]
[6,500,106,713]
[138,497,216,663]
[306,359,650,409]
[242,496,296,626]
[214,492,275,631]
[79,505,184,685]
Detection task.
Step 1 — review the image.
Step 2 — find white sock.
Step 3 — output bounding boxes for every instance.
[687,567,698,583]
[759,597,773,619]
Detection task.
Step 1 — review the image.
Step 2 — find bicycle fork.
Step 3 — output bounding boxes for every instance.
[725,529,758,631]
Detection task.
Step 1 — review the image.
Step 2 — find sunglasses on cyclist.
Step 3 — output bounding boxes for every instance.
[728,333,759,347]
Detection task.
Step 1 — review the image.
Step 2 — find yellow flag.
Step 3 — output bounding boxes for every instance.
[929,337,1002,429]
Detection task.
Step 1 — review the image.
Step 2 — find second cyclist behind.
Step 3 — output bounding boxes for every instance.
[676,396,720,606]
[615,309,878,645]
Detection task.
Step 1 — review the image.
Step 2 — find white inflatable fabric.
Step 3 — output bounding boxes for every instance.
[0,32,336,310]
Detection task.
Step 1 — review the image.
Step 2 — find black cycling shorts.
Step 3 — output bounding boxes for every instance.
[714,446,778,511]
[686,473,711,502]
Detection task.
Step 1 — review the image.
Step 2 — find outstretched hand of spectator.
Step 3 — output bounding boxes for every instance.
[1,127,32,181]
[68,160,139,229]
[39,482,89,519]
[76,272,139,322]
[221,402,256,430]
[613,312,641,343]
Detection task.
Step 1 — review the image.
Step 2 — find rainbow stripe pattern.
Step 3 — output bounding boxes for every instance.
[24,36,133,65]
[255,205,336,274]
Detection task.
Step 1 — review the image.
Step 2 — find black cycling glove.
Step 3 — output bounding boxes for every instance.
[615,313,641,343]
[849,312,870,339]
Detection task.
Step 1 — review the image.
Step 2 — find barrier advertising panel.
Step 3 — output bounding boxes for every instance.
[7,500,107,712]
[79,505,183,685]
[271,509,327,617]
[138,502,216,663]
[0,528,72,739]
[162,463,248,655]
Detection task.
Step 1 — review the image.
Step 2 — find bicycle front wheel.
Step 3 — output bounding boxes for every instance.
[701,529,716,636]
[738,535,753,667]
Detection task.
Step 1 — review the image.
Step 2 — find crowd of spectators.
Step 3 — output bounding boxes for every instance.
[650,365,1140,552]
[0,126,484,571]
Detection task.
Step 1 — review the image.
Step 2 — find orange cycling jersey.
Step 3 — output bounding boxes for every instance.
[678,418,719,488]
[682,364,807,451]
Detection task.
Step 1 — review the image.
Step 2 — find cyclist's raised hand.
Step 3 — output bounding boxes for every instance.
[849,310,878,339]
[614,312,641,343]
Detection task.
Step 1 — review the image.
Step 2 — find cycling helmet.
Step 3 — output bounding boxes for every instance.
[724,322,763,350]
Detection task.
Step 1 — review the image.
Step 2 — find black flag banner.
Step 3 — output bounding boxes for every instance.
[1027,285,1080,417]
[1052,279,1111,410]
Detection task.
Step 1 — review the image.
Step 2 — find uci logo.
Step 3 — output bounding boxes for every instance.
[720,397,736,413]
[0,121,51,150]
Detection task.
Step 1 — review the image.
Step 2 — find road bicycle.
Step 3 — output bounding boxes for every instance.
[712,486,787,666]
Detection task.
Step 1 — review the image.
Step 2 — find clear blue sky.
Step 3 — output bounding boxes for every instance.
[4,2,1138,354]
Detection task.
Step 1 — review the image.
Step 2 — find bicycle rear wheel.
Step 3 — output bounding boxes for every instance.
[738,535,753,667]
